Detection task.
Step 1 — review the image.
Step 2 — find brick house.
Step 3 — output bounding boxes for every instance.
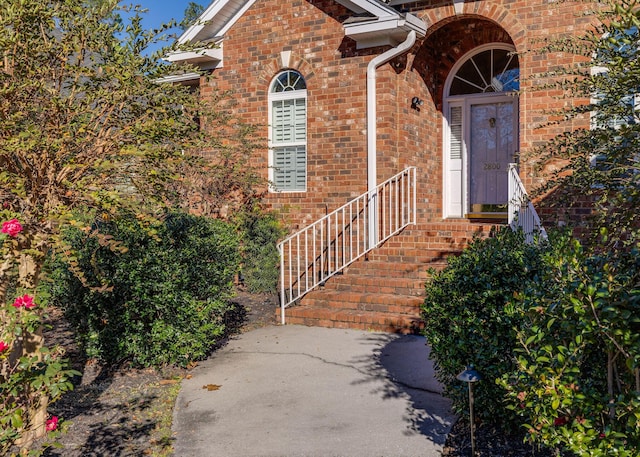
[168,0,594,332]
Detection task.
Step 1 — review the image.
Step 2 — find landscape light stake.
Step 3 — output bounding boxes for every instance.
[457,365,482,457]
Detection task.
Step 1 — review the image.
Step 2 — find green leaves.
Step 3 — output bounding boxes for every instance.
[501,234,640,455]
[48,210,241,367]
[534,1,640,251]
[425,221,640,454]
[422,226,547,429]
[0,0,262,257]
[0,327,78,454]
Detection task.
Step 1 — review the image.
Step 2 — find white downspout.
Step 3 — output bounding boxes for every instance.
[367,30,417,250]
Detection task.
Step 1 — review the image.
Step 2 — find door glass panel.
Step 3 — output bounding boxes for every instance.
[469,102,513,212]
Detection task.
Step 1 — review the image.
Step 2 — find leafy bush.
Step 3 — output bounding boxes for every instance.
[1,217,78,455]
[422,226,546,429]
[48,211,240,367]
[237,210,284,294]
[499,232,640,456]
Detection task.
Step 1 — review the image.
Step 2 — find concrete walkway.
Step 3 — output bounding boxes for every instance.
[172,325,455,457]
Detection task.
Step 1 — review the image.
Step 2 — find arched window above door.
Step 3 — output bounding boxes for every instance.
[449,47,519,96]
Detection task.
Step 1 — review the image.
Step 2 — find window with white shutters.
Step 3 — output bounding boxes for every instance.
[269,70,307,192]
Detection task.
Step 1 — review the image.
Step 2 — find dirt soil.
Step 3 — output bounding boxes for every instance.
[31,292,556,457]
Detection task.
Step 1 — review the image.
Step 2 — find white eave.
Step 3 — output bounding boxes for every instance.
[334,0,425,48]
[386,0,421,6]
[164,46,223,66]
[344,12,426,49]
[155,71,202,84]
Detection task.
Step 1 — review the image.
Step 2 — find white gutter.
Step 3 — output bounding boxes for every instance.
[366,30,417,249]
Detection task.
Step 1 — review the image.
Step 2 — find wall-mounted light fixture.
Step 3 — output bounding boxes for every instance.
[411,96,424,111]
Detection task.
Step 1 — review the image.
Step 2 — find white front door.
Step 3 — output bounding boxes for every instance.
[468,100,515,213]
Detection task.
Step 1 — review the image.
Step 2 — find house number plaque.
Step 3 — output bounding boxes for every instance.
[483,163,501,170]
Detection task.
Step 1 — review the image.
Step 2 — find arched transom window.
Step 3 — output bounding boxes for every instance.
[269,70,307,192]
[449,48,519,96]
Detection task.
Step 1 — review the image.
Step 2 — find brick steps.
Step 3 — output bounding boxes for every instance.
[301,291,424,313]
[282,257,430,334]
[281,220,500,334]
[343,260,432,278]
[283,308,425,334]
[326,271,425,295]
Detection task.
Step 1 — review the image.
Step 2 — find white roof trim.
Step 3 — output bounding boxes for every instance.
[333,0,398,16]
[155,72,202,84]
[386,0,419,6]
[165,47,223,64]
[178,0,257,45]
[344,13,426,48]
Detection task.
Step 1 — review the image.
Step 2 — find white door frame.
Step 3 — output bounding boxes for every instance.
[442,43,519,219]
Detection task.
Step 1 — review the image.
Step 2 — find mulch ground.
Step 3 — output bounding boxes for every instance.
[442,419,560,457]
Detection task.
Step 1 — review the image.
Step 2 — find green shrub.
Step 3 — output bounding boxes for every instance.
[237,210,284,294]
[499,232,640,456]
[422,226,546,429]
[48,211,240,367]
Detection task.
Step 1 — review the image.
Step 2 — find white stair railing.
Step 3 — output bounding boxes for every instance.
[278,167,417,324]
[508,163,547,243]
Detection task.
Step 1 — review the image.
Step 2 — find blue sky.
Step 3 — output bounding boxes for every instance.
[133,0,208,52]
[136,0,203,29]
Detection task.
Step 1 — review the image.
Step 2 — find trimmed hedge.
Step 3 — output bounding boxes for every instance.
[48,211,240,367]
[422,226,546,429]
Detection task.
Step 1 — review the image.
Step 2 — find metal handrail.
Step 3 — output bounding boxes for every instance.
[278,167,417,324]
[508,163,547,243]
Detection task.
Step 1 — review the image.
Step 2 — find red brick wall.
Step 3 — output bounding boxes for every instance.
[201,0,598,231]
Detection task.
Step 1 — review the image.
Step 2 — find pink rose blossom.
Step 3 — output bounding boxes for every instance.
[554,416,568,427]
[46,416,59,432]
[1,219,23,237]
[0,341,8,352]
[12,294,36,309]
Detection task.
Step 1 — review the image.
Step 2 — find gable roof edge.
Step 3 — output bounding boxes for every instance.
[178,0,256,45]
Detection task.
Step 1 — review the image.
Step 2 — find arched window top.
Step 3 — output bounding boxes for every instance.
[271,70,306,93]
[448,46,519,96]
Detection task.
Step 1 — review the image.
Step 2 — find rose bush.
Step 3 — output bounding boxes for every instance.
[1,219,79,455]
[0,0,261,452]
